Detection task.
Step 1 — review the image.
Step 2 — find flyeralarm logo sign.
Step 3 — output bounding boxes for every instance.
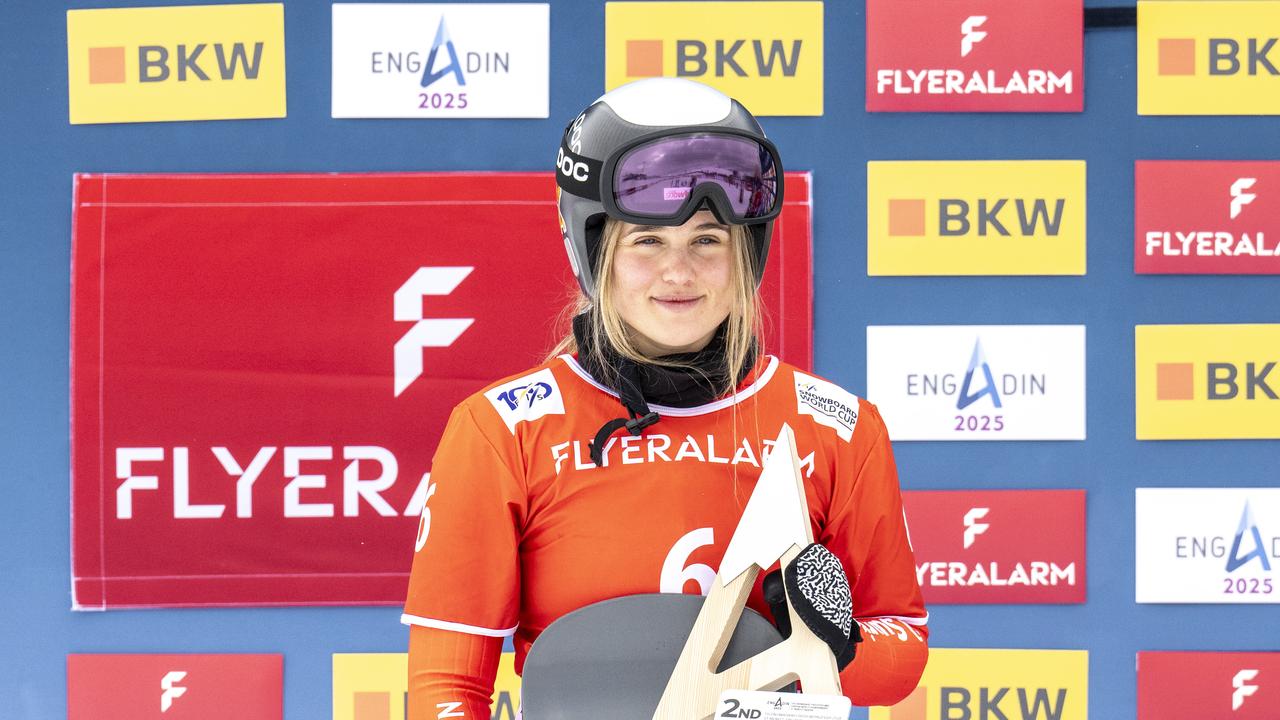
[1139,651,1280,719]
[70,172,814,608]
[1139,1,1280,114]
[1135,324,1280,440]
[866,325,1086,441]
[67,654,281,720]
[331,4,550,118]
[1135,161,1280,274]
[903,490,1086,604]
[867,161,1086,276]
[1136,489,1280,604]
[866,0,1082,112]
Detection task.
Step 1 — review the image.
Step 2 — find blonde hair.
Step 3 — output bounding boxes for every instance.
[549,218,763,396]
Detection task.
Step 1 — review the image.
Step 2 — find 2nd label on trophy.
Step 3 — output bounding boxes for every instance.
[716,690,851,720]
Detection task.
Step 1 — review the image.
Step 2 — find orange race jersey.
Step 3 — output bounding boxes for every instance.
[403,354,929,706]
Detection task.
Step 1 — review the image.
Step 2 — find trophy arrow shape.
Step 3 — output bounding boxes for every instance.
[652,424,842,720]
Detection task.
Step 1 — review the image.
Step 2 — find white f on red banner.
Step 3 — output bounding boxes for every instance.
[70,172,813,608]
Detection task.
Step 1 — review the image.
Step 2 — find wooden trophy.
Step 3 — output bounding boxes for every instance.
[652,423,842,720]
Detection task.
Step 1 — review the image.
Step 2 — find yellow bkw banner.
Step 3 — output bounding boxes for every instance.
[333,652,521,720]
[604,2,823,116]
[1136,324,1280,439]
[867,161,1087,276]
[1138,0,1280,115]
[870,648,1089,720]
[66,3,286,124]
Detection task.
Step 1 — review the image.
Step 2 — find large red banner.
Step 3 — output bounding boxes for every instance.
[1138,651,1280,719]
[67,654,282,720]
[1135,161,1280,274]
[70,172,813,608]
[902,489,1086,604]
[866,0,1082,112]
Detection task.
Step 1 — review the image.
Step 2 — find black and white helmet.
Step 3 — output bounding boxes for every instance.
[555,78,784,298]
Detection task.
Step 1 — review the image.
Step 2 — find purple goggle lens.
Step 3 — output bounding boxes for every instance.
[613,134,779,220]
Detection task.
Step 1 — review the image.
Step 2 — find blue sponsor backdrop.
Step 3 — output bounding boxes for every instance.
[1,0,1277,717]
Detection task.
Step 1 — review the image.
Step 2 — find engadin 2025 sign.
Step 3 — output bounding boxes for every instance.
[1136,488,1280,604]
[1136,161,1280,274]
[866,0,1082,112]
[867,325,1086,441]
[332,4,549,118]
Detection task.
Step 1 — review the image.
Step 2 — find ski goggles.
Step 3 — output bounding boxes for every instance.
[559,129,784,225]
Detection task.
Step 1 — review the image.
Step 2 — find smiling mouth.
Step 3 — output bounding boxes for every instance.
[652,296,703,311]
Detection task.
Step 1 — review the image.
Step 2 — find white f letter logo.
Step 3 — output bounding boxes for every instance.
[1233,669,1259,711]
[963,507,990,549]
[1230,177,1257,220]
[961,16,988,57]
[394,267,475,396]
[160,671,187,712]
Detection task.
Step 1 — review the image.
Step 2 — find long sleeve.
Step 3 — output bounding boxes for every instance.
[821,402,930,706]
[407,625,504,720]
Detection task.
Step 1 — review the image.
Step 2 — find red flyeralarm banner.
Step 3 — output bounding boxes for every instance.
[1138,651,1280,719]
[67,654,282,720]
[70,172,813,609]
[1135,161,1280,274]
[866,0,1082,112]
[902,489,1086,604]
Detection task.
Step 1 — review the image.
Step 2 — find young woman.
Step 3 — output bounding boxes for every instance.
[402,78,928,718]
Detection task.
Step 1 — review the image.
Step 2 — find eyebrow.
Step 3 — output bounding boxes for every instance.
[626,222,728,234]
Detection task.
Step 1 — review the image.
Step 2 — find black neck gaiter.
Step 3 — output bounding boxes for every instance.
[572,311,757,465]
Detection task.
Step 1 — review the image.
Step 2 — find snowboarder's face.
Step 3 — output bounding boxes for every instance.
[609,211,736,357]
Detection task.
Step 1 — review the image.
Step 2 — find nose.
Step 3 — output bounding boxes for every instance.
[660,246,697,285]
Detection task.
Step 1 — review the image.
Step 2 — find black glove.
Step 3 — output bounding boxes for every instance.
[762,543,861,670]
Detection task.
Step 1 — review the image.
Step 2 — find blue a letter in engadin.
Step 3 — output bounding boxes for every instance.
[1227,501,1272,573]
[957,338,1002,410]
[422,17,465,88]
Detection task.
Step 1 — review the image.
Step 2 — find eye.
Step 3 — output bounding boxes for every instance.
[631,235,661,246]
[694,234,725,245]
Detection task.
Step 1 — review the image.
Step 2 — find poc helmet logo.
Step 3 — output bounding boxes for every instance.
[497,382,554,410]
[557,146,590,182]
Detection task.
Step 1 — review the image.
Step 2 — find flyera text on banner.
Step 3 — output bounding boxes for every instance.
[1135,324,1280,439]
[869,648,1088,720]
[1138,651,1280,718]
[69,172,813,608]
[604,2,823,116]
[1138,0,1280,115]
[1136,489,1280,604]
[1135,161,1280,274]
[867,161,1086,276]
[331,4,549,118]
[333,653,520,720]
[904,490,1086,604]
[66,4,286,124]
[68,654,282,720]
[866,325,1087,441]
[866,0,1082,112]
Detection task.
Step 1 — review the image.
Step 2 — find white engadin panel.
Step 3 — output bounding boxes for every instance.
[332,3,549,118]
[1136,488,1280,604]
[866,325,1086,441]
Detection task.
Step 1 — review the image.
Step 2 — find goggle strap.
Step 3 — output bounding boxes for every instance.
[555,138,604,201]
